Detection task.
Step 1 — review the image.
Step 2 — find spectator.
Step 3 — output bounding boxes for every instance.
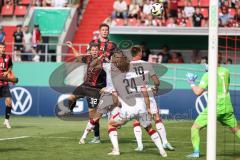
[169,52,184,63]
[168,0,178,18]
[192,8,204,27]
[13,24,24,62]
[158,45,171,63]
[183,1,195,18]
[234,8,240,25]
[144,14,153,26]
[226,58,233,64]
[148,54,160,63]
[219,6,233,27]
[176,9,187,26]
[128,0,140,19]
[32,0,42,6]
[140,42,151,61]
[52,0,68,7]
[31,24,42,62]
[190,49,201,63]
[0,26,6,43]
[142,0,152,19]
[23,25,32,61]
[167,17,177,27]
[112,0,128,22]
[200,56,208,64]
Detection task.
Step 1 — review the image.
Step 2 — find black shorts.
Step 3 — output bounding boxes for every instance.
[72,84,101,108]
[86,97,99,109]
[14,44,24,52]
[72,84,101,99]
[0,85,11,98]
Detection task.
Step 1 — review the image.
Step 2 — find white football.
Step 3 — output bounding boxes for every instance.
[151,3,164,16]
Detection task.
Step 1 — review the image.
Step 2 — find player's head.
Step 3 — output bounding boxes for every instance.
[131,46,142,59]
[89,43,99,58]
[17,24,22,31]
[99,23,109,39]
[112,49,130,73]
[0,42,6,54]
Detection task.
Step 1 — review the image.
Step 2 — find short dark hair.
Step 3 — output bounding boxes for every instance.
[99,23,109,30]
[0,42,5,46]
[131,46,142,57]
[89,42,99,50]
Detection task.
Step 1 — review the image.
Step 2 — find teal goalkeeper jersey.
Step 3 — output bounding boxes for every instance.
[199,66,234,114]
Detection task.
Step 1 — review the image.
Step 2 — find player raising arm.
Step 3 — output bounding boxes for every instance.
[63,42,106,144]
[186,61,240,158]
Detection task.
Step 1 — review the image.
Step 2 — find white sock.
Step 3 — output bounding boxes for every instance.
[156,122,168,145]
[149,130,164,151]
[133,126,143,148]
[109,129,119,152]
[81,121,95,139]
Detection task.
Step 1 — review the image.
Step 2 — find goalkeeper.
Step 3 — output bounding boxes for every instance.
[186,62,240,158]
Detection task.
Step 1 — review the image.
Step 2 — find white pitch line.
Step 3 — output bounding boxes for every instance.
[32,136,240,146]
[0,136,30,141]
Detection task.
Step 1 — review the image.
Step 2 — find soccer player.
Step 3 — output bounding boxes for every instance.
[186,60,240,158]
[88,23,116,59]
[129,46,174,151]
[65,41,106,144]
[0,42,18,129]
[105,49,167,157]
[79,49,124,144]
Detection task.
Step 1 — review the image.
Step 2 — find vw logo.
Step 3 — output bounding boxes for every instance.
[195,91,208,114]
[10,87,32,115]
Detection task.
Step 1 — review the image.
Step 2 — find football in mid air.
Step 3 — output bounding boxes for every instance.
[151,3,164,16]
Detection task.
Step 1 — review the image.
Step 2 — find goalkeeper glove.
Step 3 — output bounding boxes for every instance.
[186,72,198,87]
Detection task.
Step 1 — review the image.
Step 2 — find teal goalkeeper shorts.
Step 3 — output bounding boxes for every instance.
[195,109,238,128]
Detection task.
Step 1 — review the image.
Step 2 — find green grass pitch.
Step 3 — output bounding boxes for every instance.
[0,117,239,160]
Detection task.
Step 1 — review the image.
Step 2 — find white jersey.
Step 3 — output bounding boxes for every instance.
[129,60,159,114]
[103,63,115,92]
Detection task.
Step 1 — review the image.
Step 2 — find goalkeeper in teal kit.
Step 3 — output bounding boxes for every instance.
[186,65,240,158]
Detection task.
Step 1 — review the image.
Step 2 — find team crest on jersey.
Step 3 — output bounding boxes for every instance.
[4,58,8,63]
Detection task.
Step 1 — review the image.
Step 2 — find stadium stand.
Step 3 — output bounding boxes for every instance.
[105,0,240,27]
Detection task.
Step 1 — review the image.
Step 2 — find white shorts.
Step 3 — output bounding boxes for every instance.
[112,111,151,128]
[119,97,147,119]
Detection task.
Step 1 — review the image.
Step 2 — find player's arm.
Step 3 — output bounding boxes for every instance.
[89,53,106,68]
[148,63,160,94]
[3,56,12,76]
[191,86,205,96]
[186,72,207,96]
[151,74,160,93]
[141,86,151,115]
[66,41,82,62]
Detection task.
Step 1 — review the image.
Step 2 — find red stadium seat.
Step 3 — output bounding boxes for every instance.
[128,18,139,26]
[201,8,208,18]
[14,6,27,16]
[178,0,185,7]
[19,0,31,5]
[114,18,125,26]
[228,8,236,17]
[1,5,14,16]
[192,0,199,7]
[199,0,209,7]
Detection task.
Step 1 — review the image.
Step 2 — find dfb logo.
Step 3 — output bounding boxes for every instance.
[195,91,208,114]
[11,87,32,115]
